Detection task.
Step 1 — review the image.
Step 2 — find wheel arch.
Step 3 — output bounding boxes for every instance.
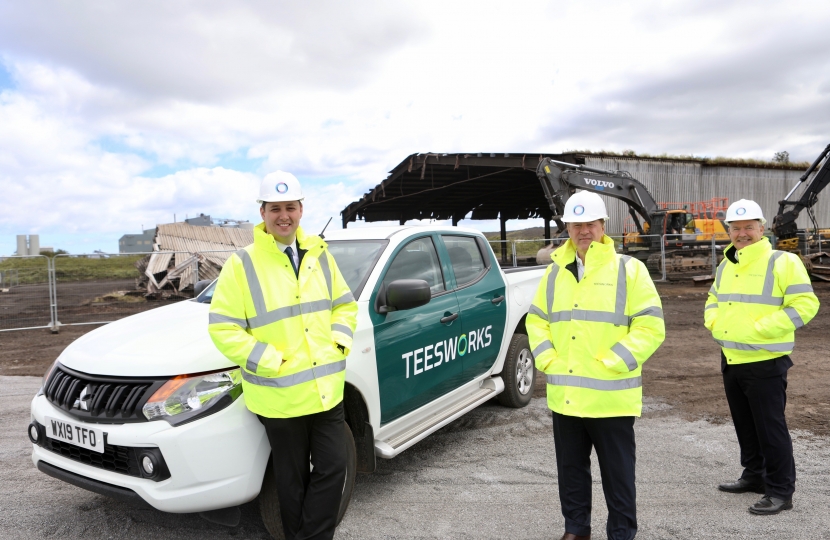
[343,383,376,474]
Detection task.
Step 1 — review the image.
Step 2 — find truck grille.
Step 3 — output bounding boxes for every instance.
[44,364,166,424]
[35,421,171,481]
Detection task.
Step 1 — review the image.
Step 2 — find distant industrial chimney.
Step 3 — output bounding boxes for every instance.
[15,234,41,256]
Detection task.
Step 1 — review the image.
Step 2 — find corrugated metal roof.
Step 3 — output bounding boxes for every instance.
[155,223,253,251]
[139,224,254,294]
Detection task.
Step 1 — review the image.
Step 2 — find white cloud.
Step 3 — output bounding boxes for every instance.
[2,0,830,255]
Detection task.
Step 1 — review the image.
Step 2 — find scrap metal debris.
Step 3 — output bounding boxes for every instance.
[135,223,253,298]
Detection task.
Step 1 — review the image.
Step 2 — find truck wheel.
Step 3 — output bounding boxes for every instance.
[259,422,357,539]
[497,334,536,408]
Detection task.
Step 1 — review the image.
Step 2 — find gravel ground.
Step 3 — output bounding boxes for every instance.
[2,376,829,540]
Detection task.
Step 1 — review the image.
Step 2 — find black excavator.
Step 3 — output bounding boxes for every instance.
[772,143,830,281]
[534,158,728,273]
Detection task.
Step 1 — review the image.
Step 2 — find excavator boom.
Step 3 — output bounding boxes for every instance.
[772,144,830,240]
[536,158,659,233]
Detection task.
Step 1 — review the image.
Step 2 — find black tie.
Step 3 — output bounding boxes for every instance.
[285,246,299,277]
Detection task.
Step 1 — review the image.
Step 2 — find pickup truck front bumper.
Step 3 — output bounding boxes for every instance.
[30,394,271,513]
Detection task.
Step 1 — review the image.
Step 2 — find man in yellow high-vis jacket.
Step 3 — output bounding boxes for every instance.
[527,191,665,540]
[706,199,819,516]
[208,171,357,540]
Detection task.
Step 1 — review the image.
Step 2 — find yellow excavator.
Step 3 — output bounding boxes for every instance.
[534,159,729,273]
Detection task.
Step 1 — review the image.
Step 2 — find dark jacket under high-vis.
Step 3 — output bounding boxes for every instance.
[705,237,819,365]
[208,224,357,418]
[527,236,665,418]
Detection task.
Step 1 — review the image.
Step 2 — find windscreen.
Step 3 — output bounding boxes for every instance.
[195,239,386,303]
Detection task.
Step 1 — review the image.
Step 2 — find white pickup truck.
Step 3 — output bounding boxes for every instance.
[28,225,545,536]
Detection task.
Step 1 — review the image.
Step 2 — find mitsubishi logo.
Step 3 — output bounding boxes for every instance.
[73,386,91,411]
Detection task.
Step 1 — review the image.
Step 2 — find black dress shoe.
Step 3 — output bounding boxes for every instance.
[749,496,793,515]
[560,534,591,540]
[718,478,765,494]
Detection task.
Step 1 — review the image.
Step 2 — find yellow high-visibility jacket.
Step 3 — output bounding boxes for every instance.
[208,224,357,418]
[705,237,819,365]
[527,236,665,418]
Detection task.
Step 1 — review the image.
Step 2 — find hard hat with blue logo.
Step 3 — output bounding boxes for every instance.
[725,199,766,225]
[257,171,305,203]
[562,190,609,223]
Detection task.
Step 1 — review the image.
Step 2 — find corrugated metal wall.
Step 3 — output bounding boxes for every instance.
[584,157,829,234]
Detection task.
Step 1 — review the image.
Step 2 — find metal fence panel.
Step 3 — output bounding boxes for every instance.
[0,255,52,331]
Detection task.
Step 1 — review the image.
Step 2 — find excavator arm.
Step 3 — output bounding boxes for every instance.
[536,158,659,233]
[772,143,830,240]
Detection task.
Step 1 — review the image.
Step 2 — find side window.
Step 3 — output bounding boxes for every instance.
[382,237,445,295]
[443,235,486,287]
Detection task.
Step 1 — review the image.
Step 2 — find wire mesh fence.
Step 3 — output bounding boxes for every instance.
[0,255,52,331]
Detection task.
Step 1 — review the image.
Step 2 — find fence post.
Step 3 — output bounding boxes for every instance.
[661,235,667,282]
[711,234,716,276]
[512,242,517,268]
[49,256,59,333]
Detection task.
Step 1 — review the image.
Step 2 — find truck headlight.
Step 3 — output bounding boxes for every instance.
[142,368,243,426]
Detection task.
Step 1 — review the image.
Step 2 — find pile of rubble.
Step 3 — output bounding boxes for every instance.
[135,223,253,298]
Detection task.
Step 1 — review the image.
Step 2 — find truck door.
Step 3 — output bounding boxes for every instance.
[370,235,465,424]
[439,235,507,381]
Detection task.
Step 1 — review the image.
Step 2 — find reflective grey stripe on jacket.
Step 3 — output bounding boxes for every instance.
[715,339,794,353]
[533,339,554,357]
[209,312,249,328]
[785,283,813,295]
[716,251,785,307]
[546,374,642,391]
[318,250,333,300]
[543,256,663,327]
[235,249,333,329]
[784,307,805,329]
[332,292,355,307]
[611,342,638,371]
[246,341,268,372]
[241,359,346,388]
[331,323,353,338]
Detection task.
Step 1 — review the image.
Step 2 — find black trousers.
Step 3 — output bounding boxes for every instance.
[259,402,347,540]
[552,411,637,540]
[722,354,795,499]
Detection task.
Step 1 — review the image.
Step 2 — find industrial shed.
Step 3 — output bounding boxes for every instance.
[137,223,253,295]
[341,152,826,240]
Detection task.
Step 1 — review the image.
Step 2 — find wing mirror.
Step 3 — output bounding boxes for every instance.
[194,279,213,298]
[377,279,431,314]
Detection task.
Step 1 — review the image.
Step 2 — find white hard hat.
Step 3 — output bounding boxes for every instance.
[725,199,766,225]
[562,191,609,223]
[257,171,304,203]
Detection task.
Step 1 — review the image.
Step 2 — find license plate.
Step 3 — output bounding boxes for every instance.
[45,416,105,454]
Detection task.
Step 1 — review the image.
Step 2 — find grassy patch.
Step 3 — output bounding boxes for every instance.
[0,255,145,285]
[53,255,145,282]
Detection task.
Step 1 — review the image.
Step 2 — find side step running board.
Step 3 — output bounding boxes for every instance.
[374,377,504,459]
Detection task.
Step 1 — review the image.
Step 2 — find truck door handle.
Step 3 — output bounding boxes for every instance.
[440,313,459,324]
[491,296,505,304]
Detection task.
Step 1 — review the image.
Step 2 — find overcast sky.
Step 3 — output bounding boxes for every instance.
[2,0,829,255]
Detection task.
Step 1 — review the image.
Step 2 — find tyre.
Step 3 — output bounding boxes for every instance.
[497,333,536,408]
[260,422,357,540]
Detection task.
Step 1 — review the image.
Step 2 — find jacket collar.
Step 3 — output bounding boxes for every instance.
[724,236,771,266]
[253,223,325,254]
[551,235,616,269]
